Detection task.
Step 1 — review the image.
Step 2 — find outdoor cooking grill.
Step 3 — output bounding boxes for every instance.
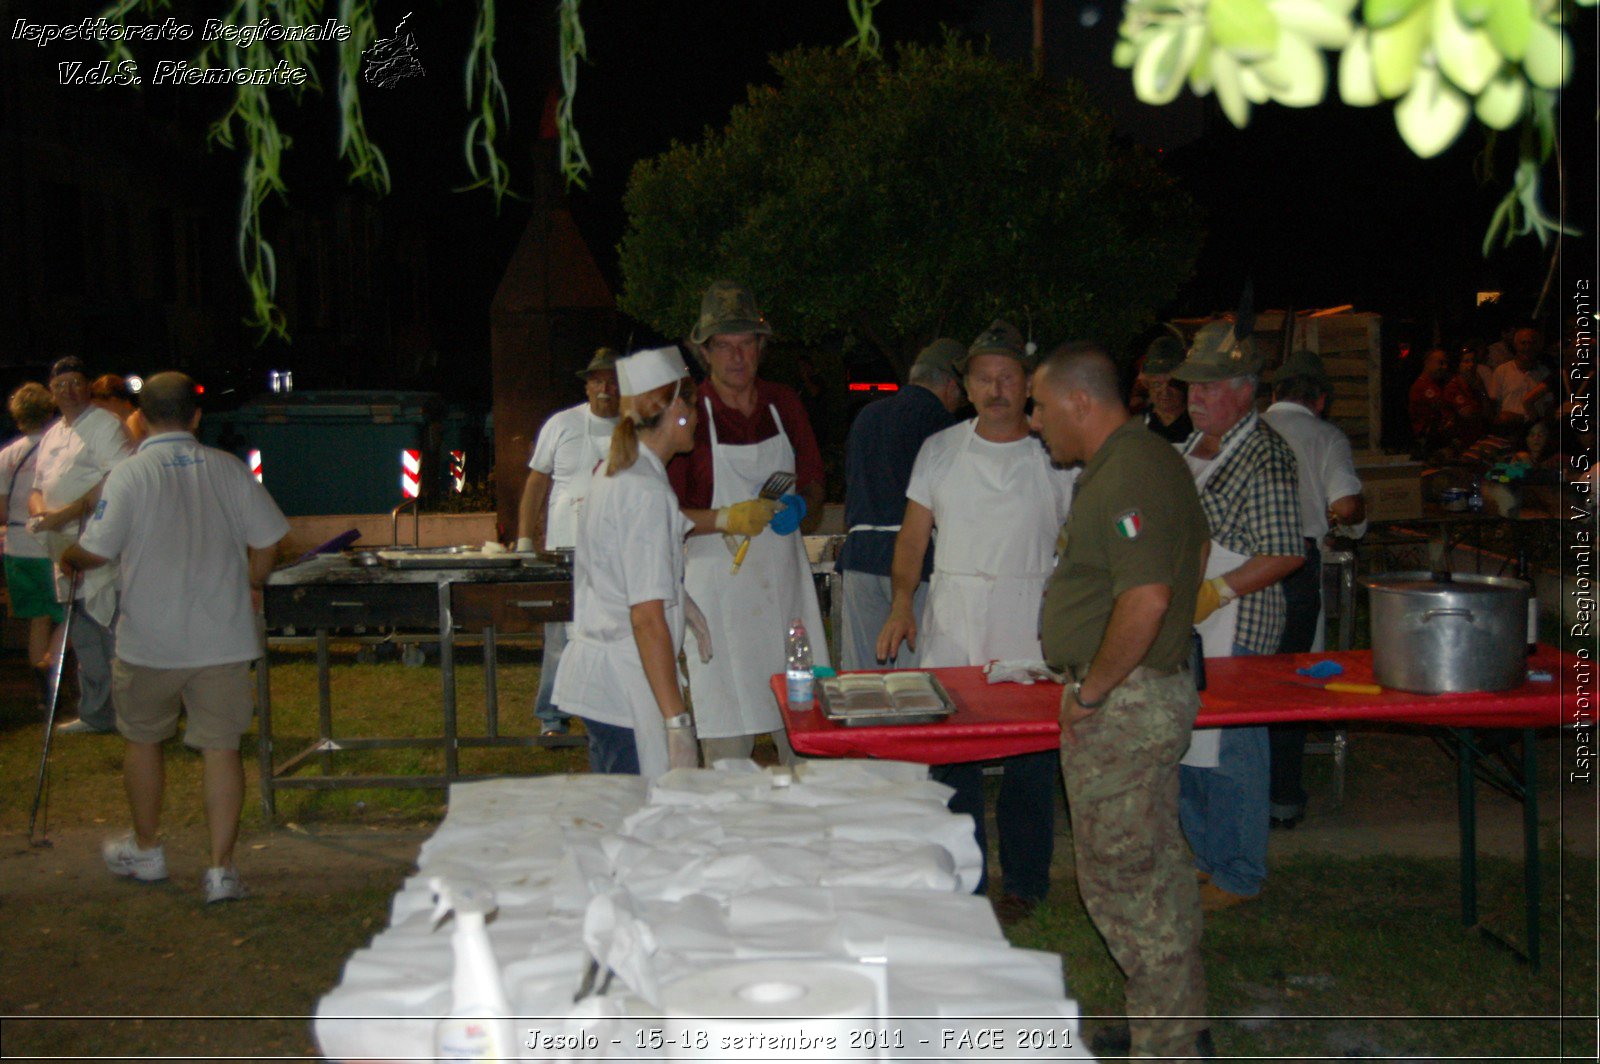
[257,550,574,820]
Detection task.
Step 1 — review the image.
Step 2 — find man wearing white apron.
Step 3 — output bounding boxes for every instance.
[670,281,828,764]
[1170,321,1305,912]
[877,321,1076,924]
[1262,350,1367,828]
[516,349,620,737]
[836,338,964,670]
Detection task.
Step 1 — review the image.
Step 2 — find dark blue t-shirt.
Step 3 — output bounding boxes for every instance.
[836,385,959,578]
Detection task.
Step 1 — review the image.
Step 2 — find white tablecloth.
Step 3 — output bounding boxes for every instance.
[314,761,1091,1061]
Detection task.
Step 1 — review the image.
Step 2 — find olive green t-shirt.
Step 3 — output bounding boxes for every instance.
[1040,418,1208,672]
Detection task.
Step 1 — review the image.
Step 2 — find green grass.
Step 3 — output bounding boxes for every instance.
[1010,852,1597,1060]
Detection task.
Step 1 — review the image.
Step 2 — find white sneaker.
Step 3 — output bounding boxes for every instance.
[202,866,246,904]
[102,834,168,882]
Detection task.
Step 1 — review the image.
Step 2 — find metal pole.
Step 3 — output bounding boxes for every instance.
[27,570,81,845]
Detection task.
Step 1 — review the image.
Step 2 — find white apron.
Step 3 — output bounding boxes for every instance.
[545,415,609,550]
[683,399,829,739]
[1180,425,1253,769]
[919,423,1061,668]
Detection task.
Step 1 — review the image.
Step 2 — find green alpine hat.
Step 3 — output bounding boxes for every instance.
[1141,335,1186,376]
[689,280,773,345]
[1171,320,1264,382]
[911,338,965,379]
[956,319,1032,374]
[1272,348,1330,388]
[575,347,619,379]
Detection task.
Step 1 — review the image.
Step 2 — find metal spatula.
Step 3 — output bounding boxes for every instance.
[730,471,796,574]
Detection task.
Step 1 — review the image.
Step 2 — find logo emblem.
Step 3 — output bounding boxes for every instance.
[1114,510,1142,539]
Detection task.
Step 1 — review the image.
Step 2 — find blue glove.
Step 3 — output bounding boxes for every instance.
[770,493,807,536]
[1297,660,1344,678]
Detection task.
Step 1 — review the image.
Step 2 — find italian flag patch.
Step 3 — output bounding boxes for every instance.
[1115,510,1142,539]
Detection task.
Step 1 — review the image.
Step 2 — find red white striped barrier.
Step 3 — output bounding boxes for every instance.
[400,449,421,498]
[449,450,466,493]
[248,449,263,483]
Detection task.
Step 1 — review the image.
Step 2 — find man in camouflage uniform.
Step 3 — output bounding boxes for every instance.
[1030,342,1212,1059]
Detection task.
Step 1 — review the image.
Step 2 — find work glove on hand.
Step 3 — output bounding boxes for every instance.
[1193,576,1232,624]
[769,493,807,536]
[714,498,780,537]
[666,723,699,770]
[684,592,713,663]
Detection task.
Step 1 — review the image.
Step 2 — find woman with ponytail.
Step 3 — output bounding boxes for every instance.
[552,346,709,777]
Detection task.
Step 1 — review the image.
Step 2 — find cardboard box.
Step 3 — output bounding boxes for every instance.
[1354,453,1424,522]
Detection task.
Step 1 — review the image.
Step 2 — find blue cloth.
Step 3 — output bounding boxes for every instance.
[533,622,572,732]
[770,493,806,535]
[582,717,639,775]
[1297,659,1343,678]
[933,748,1058,902]
[1179,642,1269,897]
[836,385,959,578]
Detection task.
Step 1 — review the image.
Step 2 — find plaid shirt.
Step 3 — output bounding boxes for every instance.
[1184,413,1303,655]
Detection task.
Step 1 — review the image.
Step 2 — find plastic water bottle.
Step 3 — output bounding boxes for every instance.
[786,618,814,709]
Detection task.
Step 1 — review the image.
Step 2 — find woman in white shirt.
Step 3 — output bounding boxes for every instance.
[552,346,708,778]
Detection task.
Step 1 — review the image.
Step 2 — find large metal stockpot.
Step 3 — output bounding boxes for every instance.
[1363,572,1530,693]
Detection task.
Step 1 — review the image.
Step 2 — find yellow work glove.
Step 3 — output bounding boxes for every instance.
[1194,576,1233,624]
[714,498,780,537]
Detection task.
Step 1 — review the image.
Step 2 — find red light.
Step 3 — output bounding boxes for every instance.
[1398,344,1411,360]
[848,382,899,392]
[195,384,206,394]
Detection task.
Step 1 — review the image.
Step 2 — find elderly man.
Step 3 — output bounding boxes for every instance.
[1489,325,1552,427]
[28,356,133,734]
[1263,350,1367,828]
[876,320,1077,923]
[1031,341,1211,1059]
[516,348,620,737]
[835,338,964,670]
[61,372,288,903]
[1171,321,1303,911]
[669,281,826,764]
[1138,333,1194,443]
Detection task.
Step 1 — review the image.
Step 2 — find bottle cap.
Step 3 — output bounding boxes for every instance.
[813,666,837,679]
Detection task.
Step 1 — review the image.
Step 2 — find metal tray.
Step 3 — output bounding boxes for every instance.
[377,547,524,570]
[816,671,957,727]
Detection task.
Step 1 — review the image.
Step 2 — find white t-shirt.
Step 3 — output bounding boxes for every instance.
[1262,401,1365,540]
[528,403,618,549]
[0,429,50,558]
[1488,361,1549,419]
[33,406,133,513]
[552,447,690,728]
[79,432,290,668]
[906,420,1075,574]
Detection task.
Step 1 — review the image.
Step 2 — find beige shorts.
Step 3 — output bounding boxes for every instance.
[112,660,255,749]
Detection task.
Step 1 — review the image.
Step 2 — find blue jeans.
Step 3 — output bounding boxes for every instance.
[1179,643,1269,896]
[933,748,1057,901]
[534,623,572,733]
[583,718,639,775]
[839,571,928,671]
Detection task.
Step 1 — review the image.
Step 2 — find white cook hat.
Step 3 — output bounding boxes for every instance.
[616,345,690,397]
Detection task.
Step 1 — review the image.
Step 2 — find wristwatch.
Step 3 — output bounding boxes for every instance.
[663,712,695,730]
[1070,681,1106,710]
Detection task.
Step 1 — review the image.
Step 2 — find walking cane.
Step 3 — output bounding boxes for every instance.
[28,565,82,848]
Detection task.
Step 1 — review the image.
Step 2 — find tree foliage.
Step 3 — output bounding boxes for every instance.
[618,38,1203,371]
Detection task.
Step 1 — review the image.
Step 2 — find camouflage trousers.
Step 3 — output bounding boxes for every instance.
[1060,670,1207,1059]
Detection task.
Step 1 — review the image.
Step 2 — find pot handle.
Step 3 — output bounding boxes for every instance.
[1421,608,1473,622]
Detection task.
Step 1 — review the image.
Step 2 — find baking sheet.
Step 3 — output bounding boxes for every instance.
[817,671,957,728]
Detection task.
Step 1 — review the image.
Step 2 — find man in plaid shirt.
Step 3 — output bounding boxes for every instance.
[1171,321,1304,911]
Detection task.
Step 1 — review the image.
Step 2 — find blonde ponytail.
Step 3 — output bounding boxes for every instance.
[605,379,684,476]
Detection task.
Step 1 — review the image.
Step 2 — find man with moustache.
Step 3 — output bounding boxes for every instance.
[1030,341,1211,1059]
[1171,321,1303,911]
[876,320,1077,924]
[516,348,621,737]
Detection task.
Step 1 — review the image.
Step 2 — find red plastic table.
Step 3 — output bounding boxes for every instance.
[773,646,1584,969]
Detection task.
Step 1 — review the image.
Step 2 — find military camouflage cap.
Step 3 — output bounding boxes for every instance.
[1171,320,1264,382]
[575,347,619,379]
[1141,334,1186,376]
[911,338,966,379]
[1272,348,1330,387]
[689,280,773,345]
[956,319,1032,374]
